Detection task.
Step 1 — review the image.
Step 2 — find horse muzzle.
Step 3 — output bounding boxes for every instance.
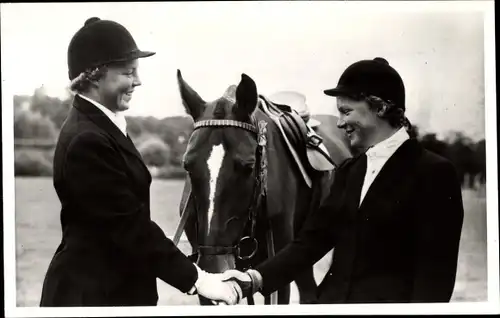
[197,253,236,276]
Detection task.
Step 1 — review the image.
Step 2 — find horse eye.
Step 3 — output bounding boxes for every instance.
[235,160,254,173]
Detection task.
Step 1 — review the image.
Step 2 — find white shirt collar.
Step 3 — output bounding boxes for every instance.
[366,127,410,160]
[359,127,410,207]
[78,94,127,136]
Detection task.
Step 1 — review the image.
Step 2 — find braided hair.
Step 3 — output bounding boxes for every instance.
[348,92,412,131]
[69,66,108,93]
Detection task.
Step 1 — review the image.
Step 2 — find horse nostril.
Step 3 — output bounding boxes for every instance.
[198,254,236,275]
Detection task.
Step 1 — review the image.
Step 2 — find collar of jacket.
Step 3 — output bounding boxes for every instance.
[72,94,144,163]
[358,138,422,211]
[77,93,128,136]
[366,127,410,161]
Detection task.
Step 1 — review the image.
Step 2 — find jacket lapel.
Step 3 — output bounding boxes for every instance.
[72,95,146,164]
[358,139,422,211]
[343,154,368,217]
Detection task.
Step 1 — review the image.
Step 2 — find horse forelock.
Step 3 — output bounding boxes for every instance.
[223,85,237,103]
[213,99,228,119]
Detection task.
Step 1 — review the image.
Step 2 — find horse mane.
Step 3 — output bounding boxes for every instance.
[251,104,320,221]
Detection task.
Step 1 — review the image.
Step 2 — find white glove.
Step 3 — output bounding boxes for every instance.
[192,264,243,305]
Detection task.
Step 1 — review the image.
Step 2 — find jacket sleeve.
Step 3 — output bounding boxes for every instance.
[255,170,344,296]
[64,131,198,293]
[411,160,464,302]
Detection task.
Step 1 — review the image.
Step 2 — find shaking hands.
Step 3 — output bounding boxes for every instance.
[219,268,263,304]
[191,265,243,305]
[188,265,263,305]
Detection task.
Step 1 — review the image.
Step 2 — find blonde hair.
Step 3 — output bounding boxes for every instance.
[348,93,411,130]
[364,95,411,129]
[69,66,108,93]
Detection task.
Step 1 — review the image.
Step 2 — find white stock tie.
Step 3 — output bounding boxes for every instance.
[115,113,128,136]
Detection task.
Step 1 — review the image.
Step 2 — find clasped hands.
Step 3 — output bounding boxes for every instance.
[191,265,261,305]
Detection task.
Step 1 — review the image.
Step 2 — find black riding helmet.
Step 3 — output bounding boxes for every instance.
[67,17,155,80]
[324,57,405,111]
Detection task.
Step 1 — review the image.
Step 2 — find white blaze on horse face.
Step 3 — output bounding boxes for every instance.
[206,143,225,233]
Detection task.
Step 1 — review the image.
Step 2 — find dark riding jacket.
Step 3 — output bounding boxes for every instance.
[40,95,198,306]
[256,138,464,303]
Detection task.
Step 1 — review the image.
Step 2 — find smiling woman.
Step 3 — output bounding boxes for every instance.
[38,16,242,307]
[70,60,141,112]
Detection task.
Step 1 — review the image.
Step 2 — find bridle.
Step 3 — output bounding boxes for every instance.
[189,117,268,262]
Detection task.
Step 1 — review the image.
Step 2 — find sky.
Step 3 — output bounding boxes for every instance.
[1,1,493,141]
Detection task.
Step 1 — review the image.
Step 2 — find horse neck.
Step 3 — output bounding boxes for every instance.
[254,108,309,216]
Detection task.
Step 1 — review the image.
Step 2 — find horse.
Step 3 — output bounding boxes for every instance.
[176,70,352,305]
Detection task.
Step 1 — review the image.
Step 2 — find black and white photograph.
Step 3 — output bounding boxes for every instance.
[2,1,498,316]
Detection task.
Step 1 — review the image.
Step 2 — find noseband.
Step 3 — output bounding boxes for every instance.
[191,118,268,262]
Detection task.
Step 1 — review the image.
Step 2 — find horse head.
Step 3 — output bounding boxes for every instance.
[178,70,262,278]
[177,71,353,305]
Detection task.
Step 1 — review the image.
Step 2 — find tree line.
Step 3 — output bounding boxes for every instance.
[14,88,486,188]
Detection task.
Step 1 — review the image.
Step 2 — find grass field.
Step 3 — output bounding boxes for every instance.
[13,177,487,306]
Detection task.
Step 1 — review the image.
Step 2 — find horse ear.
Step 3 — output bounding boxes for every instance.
[235,73,258,117]
[177,69,206,120]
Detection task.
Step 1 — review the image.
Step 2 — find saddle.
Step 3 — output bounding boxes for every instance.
[258,95,336,188]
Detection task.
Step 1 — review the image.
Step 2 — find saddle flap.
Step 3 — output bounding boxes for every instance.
[307,143,336,171]
[260,95,336,170]
[259,95,340,188]
[281,111,307,148]
[259,96,312,187]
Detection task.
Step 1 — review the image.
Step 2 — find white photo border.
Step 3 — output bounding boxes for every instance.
[2,1,498,316]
